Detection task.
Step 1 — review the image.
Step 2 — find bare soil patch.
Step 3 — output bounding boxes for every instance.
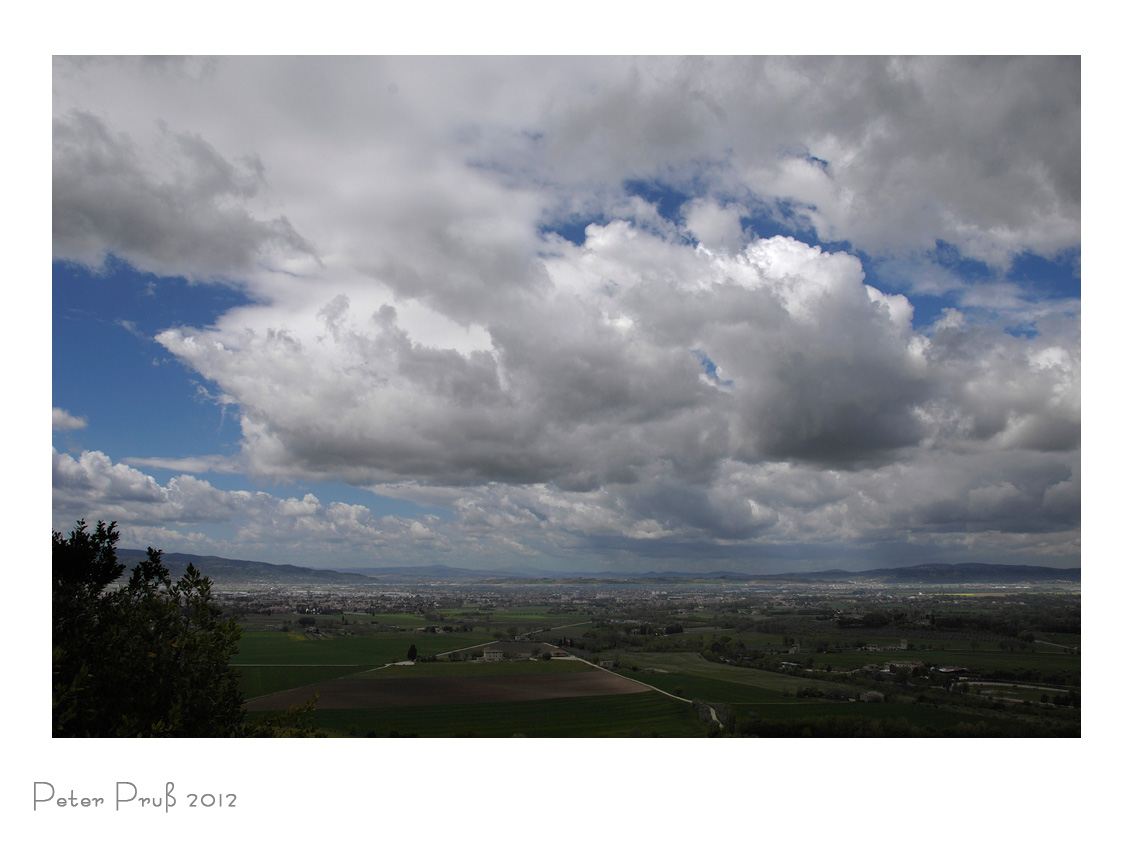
[440,640,551,659]
[245,670,650,710]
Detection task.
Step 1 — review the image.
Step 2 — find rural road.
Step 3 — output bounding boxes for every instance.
[439,625,699,709]
[572,655,696,706]
[502,625,713,717]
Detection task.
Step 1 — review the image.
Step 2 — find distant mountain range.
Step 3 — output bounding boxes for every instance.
[808,563,1081,583]
[116,550,1080,585]
[116,550,378,585]
[537,563,1080,583]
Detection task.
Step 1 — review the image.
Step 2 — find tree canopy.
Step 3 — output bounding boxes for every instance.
[52,519,246,736]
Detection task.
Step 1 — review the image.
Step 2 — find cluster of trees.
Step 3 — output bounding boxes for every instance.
[53,519,316,737]
[1047,691,1081,708]
[837,611,903,629]
[906,599,1079,639]
[698,633,751,664]
[562,623,778,667]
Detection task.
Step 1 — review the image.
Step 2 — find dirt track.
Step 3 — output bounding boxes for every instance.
[245,670,651,710]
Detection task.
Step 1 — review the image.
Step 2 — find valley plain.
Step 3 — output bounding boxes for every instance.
[186,559,1081,738]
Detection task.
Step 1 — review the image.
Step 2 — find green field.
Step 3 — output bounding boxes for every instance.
[230,593,1079,737]
[613,651,822,693]
[236,664,375,699]
[739,699,1036,735]
[542,624,597,640]
[365,613,439,628]
[964,683,1071,700]
[732,631,794,649]
[234,630,487,665]
[1034,633,1080,647]
[295,691,705,737]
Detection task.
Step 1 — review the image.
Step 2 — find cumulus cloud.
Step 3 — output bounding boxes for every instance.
[53,57,1079,278]
[149,219,1076,565]
[527,56,1079,266]
[152,229,940,491]
[51,448,453,567]
[52,408,87,430]
[682,199,747,253]
[51,56,1080,570]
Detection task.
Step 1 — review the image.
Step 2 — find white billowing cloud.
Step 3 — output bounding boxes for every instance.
[733,56,1079,266]
[682,198,747,253]
[917,311,1080,454]
[52,408,87,430]
[529,56,1078,266]
[55,447,238,524]
[153,227,941,490]
[50,57,1080,569]
[51,448,453,567]
[53,57,1078,284]
[148,220,1077,556]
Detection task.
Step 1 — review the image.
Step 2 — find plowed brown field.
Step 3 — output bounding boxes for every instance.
[245,670,651,710]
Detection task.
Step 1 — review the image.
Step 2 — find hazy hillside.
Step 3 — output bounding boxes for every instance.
[115,550,1080,585]
[115,550,377,585]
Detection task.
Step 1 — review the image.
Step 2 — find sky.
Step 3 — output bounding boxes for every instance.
[50,56,1081,574]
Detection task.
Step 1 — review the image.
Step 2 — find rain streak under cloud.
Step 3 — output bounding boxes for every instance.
[51,56,1080,573]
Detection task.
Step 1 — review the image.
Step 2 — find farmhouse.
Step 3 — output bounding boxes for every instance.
[483,649,504,662]
[885,661,918,671]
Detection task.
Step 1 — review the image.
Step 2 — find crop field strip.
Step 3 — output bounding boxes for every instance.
[621,670,797,705]
[234,630,488,665]
[244,662,651,711]
[739,700,1033,735]
[236,663,377,700]
[283,692,706,737]
[356,659,592,678]
[614,651,823,691]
